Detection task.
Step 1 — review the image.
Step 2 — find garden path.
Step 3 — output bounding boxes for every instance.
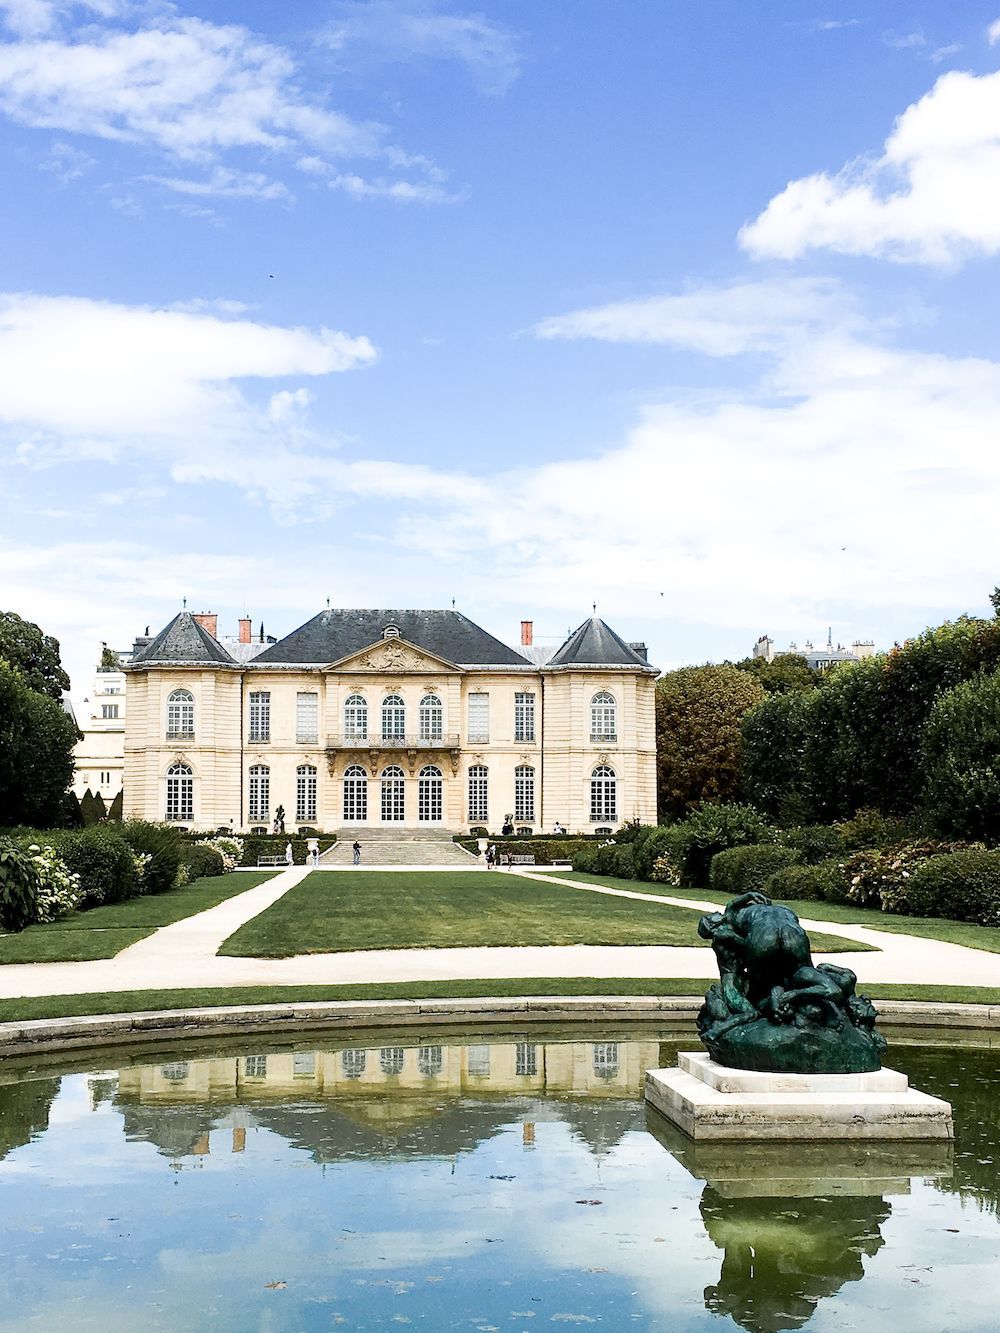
[1,865,1000,999]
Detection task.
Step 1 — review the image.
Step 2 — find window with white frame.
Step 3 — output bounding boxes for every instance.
[468,764,488,823]
[382,694,405,742]
[418,764,443,822]
[466,1044,491,1077]
[381,765,405,821]
[166,763,193,821]
[244,1055,267,1078]
[166,689,193,738]
[344,693,368,740]
[590,691,617,743]
[249,691,270,743]
[102,704,119,719]
[590,764,617,822]
[296,764,317,822]
[344,764,368,822]
[160,1061,189,1081]
[342,1049,366,1079]
[296,691,318,744]
[593,1041,620,1079]
[514,691,535,742]
[515,1042,537,1076]
[419,693,443,741]
[418,1045,443,1077]
[380,1047,404,1076]
[468,692,489,743]
[514,764,534,822]
[293,1052,316,1077]
[248,764,270,822]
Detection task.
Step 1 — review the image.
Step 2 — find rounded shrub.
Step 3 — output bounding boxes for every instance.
[922,671,1000,842]
[53,827,138,907]
[122,820,183,895]
[709,845,802,896]
[778,824,845,865]
[181,843,226,880]
[631,825,681,881]
[905,850,1000,925]
[669,803,775,888]
[763,860,845,904]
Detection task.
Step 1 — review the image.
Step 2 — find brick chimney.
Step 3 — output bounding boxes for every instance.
[521,620,533,647]
[192,612,218,638]
[238,616,252,645]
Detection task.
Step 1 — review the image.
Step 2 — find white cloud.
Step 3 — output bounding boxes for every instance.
[883,27,925,51]
[325,0,521,94]
[327,170,461,204]
[144,165,291,201]
[532,277,872,356]
[989,18,1000,45]
[741,66,1000,265]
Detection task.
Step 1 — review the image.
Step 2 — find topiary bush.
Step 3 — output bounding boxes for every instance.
[904,850,1000,925]
[669,803,775,888]
[52,827,139,907]
[181,843,226,880]
[0,837,41,932]
[709,845,802,896]
[568,842,636,878]
[763,860,846,903]
[121,820,184,895]
[778,824,845,865]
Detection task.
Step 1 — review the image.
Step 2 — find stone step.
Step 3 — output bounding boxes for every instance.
[319,838,479,867]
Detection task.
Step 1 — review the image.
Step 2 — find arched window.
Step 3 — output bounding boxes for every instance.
[381,765,405,822]
[166,762,193,821]
[591,691,617,743]
[418,764,443,822]
[344,693,367,741]
[468,764,488,823]
[296,764,317,822]
[248,764,270,822]
[344,764,368,822]
[342,1049,367,1080]
[514,764,535,822]
[382,694,405,743]
[593,1042,620,1079]
[166,689,194,739]
[419,693,443,742]
[418,1045,443,1077]
[590,764,617,823]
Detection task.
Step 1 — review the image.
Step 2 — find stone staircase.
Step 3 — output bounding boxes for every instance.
[319,828,480,867]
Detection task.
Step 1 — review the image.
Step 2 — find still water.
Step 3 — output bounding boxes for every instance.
[0,1026,997,1332]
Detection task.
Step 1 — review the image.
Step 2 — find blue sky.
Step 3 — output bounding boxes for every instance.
[2,1,1000,695]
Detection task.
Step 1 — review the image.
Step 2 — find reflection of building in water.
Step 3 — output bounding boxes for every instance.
[0,1078,59,1160]
[114,1037,659,1165]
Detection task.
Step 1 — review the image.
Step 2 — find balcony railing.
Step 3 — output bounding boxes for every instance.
[166,730,195,741]
[590,732,618,744]
[327,733,461,750]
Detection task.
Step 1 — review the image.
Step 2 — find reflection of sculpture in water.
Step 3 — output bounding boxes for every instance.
[700,1186,890,1333]
[697,892,887,1073]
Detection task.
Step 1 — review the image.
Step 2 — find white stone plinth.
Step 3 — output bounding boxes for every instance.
[645,1051,954,1141]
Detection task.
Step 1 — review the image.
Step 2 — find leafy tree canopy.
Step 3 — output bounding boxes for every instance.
[0,661,79,827]
[0,611,70,700]
[734,653,819,695]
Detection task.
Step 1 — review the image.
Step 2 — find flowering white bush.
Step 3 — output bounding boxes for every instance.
[26,844,82,923]
[650,853,683,886]
[195,836,242,872]
[132,850,152,893]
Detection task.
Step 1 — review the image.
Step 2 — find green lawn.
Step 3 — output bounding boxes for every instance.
[0,871,277,965]
[1,978,997,1023]
[560,871,1000,956]
[218,870,869,958]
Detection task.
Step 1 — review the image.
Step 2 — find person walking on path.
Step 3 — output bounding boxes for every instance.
[485,844,495,869]
[353,840,362,865]
[284,841,293,866]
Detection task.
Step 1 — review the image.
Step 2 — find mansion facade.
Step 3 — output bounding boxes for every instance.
[123,607,657,834]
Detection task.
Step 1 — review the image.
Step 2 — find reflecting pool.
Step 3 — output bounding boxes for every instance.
[0,1026,997,1331]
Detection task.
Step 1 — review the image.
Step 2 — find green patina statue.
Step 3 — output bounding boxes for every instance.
[697,891,886,1074]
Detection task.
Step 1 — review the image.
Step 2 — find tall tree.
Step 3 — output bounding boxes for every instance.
[0,661,79,827]
[655,665,765,819]
[0,611,71,700]
[735,653,819,695]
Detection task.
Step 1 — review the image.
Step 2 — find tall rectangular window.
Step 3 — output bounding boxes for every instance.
[296,765,317,821]
[515,1043,537,1077]
[468,692,489,743]
[102,704,119,719]
[468,765,488,823]
[249,691,270,743]
[296,691,318,744]
[248,765,270,822]
[514,765,535,822]
[514,692,535,742]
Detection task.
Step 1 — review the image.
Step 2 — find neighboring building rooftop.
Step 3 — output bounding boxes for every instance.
[130,612,237,668]
[547,617,655,670]
[254,608,531,668]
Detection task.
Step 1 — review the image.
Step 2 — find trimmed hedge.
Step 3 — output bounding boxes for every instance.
[709,845,802,896]
[778,824,845,865]
[571,843,637,878]
[904,850,1000,926]
[237,835,335,867]
[182,844,225,880]
[764,860,846,903]
[457,838,590,865]
[46,826,138,907]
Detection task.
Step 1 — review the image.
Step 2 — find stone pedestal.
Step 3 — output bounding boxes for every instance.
[646,1051,953,1141]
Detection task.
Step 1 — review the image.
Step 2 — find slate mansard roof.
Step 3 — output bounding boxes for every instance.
[254,608,530,668]
[130,612,237,668]
[130,608,655,673]
[548,617,655,670]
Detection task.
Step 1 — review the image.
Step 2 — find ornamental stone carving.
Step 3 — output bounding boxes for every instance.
[358,643,425,672]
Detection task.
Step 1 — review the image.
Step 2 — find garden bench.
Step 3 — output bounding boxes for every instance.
[257,855,288,867]
[551,859,572,868]
[508,854,536,865]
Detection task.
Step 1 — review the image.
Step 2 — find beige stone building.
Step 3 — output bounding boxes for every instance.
[72,647,130,802]
[123,606,657,835]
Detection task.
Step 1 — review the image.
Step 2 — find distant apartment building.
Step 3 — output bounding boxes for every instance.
[752,631,876,673]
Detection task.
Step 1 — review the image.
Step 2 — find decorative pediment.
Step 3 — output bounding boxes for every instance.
[324,636,460,675]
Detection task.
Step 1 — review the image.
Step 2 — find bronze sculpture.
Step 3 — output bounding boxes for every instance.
[697,892,886,1074]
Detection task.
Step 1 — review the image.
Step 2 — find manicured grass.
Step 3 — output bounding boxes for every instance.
[561,871,1000,956]
[218,870,869,958]
[2,978,999,1023]
[0,872,277,965]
